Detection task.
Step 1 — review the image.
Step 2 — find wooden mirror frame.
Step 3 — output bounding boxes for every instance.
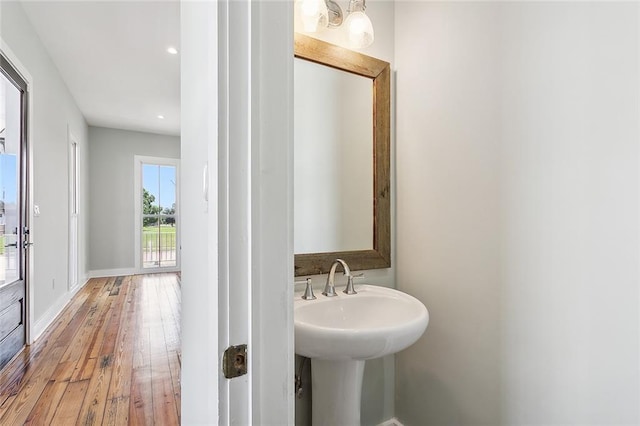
[294,34,391,276]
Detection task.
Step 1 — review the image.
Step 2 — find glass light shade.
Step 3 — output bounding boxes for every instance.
[343,11,374,49]
[298,0,328,33]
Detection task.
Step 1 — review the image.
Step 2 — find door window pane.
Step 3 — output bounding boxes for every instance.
[0,74,21,285]
[142,163,177,268]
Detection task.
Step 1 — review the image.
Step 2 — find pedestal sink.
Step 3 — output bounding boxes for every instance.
[294,285,429,426]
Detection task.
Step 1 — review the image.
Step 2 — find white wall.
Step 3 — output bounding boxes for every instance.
[88,126,179,273]
[293,2,396,424]
[0,1,89,326]
[395,2,639,424]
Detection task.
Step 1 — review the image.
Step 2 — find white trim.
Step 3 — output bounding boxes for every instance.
[32,276,89,341]
[214,1,294,421]
[134,267,180,275]
[250,0,295,423]
[1,37,36,345]
[180,2,219,422]
[637,9,640,422]
[33,294,69,340]
[133,155,181,273]
[637,6,640,423]
[378,418,405,426]
[218,1,254,422]
[68,129,80,292]
[88,268,138,279]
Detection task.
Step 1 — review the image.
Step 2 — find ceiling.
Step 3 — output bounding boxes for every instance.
[21,1,180,136]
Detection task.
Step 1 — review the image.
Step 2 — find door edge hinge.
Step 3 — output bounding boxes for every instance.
[223,344,247,379]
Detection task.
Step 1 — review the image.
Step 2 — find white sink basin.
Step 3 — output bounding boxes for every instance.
[295,284,429,360]
[294,284,428,425]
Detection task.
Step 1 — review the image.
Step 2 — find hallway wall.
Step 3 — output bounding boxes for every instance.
[0,1,89,331]
[88,126,179,274]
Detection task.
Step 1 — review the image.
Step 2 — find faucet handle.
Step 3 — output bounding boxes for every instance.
[295,278,317,300]
[344,273,364,295]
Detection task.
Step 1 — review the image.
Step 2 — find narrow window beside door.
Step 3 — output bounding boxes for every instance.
[0,79,20,286]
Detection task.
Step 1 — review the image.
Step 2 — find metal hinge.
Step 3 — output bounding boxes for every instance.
[223,344,247,378]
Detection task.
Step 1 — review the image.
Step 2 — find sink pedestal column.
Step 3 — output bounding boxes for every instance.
[311,359,365,426]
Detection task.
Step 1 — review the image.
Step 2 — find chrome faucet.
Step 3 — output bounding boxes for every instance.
[295,278,316,300]
[323,259,351,297]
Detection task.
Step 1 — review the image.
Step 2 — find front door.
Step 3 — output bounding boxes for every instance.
[0,54,28,370]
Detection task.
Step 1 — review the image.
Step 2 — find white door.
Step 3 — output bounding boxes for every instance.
[0,52,29,369]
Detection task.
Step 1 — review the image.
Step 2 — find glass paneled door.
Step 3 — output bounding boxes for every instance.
[0,55,28,370]
[141,162,178,269]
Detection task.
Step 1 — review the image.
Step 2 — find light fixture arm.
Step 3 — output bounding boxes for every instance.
[324,0,344,27]
[347,0,366,14]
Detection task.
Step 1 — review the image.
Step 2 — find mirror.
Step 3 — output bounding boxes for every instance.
[294,34,390,276]
[294,58,373,254]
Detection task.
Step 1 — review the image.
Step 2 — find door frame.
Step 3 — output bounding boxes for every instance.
[180,0,294,422]
[133,155,181,274]
[218,1,295,422]
[67,129,79,292]
[247,1,295,423]
[0,39,35,345]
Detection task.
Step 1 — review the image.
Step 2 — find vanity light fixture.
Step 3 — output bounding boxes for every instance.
[296,0,374,49]
[297,0,328,33]
[157,115,165,120]
[167,46,178,55]
[343,0,374,49]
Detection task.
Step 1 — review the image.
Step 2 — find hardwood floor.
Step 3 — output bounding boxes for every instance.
[0,273,181,425]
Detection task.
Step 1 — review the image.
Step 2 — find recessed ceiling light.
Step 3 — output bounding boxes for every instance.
[157,115,165,119]
[167,47,178,55]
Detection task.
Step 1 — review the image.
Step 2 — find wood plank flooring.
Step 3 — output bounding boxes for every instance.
[0,273,181,425]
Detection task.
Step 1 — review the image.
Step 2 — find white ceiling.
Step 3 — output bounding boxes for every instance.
[21,1,180,136]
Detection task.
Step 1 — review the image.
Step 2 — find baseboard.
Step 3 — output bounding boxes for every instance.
[88,267,137,278]
[33,276,90,341]
[68,275,89,294]
[378,418,404,426]
[33,293,71,341]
